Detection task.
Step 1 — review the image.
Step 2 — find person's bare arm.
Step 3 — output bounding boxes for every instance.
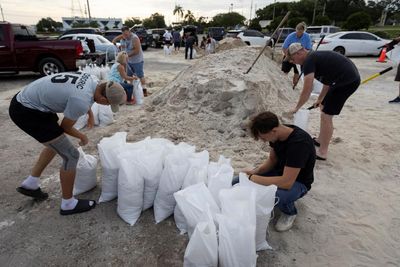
[250,166,301,190]
[117,64,136,81]
[244,149,278,175]
[60,117,88,146]
[112,34,123,44]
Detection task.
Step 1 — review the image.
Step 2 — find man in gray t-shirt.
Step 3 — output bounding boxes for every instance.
[9,72,126,215]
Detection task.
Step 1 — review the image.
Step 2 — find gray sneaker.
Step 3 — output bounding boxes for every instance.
[275,213,296,232]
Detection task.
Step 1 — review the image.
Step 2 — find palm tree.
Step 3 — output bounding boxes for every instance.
[173,5,184,22]
[184,10,196,25]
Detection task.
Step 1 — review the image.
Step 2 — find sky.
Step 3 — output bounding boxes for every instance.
[0,0,292,26]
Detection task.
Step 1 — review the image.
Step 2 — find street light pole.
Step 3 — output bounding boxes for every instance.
[86,0,91,24]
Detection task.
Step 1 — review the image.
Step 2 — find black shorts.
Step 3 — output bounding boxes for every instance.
[281,60,299,74]
[322,79,360,115]
[164,40,171,45]
[174,41,180,48]
[9,94,64,143]
[395,64,400,82]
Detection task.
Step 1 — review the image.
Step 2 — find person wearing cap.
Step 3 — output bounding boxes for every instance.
[282,22,312,86]
[8,72,126,215]
[287,43,360,160]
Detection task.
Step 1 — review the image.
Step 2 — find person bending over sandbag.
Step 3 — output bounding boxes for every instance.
[9,73,126,215]
[233,111,316,232]
[288,42,360,160]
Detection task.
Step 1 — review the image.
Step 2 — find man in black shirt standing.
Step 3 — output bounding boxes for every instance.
[242,111,316,232]
[288,43,360,160]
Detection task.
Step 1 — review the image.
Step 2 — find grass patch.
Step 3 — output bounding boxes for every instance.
[369,26,400,39]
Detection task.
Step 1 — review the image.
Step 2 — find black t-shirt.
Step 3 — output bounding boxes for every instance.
[269,125,316,190]
[303,51,360,87]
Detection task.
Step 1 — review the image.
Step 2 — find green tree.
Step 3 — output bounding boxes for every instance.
[343,11,372,30]
[124,17,142,28]
[36,17,62,32]
[287,17,309,28]
[210,12,246,28]
[173,5,184,22]
[89,21,99,28]
[184,10,196,25]
[142,13,167,28]
[314,15,331,25]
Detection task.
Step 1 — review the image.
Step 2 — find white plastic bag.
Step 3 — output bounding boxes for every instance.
[98,132,127,202]
[293,109,309,131]
[91,103,100,126]
[175,151,209,234]
[183,214,218,267]
[117,157,144,226]
[312,79,323,94]
[98,104,114,127]
[207,161,234,207]
[154,150,193,223]
[133,80,144,105]
[239,173,277,251]
[174,182,220,238]
[217,214,257,267]
[74,114,88,130]
[73,147,97,195]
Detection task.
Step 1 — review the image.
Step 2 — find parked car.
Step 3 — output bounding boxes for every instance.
[307,25,340,42]
[271,27,295,43]
[147,28,166,48]
[60,27,102,37]
[59,33,117,62]
[0,22,84,75]
[130,24,152,51]
[208,27,225,41]
[226,29,271,46]
[104,29,122,42]
[315,31,390,56]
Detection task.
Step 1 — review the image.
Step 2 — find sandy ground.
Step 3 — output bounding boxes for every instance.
[0,46,399,267]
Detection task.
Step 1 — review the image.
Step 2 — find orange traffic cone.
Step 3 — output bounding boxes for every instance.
[377,47,387,63]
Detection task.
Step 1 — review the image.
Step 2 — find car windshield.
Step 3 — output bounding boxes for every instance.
[97,35,112,44]
[307,27,322,34]
[326,33,341,38]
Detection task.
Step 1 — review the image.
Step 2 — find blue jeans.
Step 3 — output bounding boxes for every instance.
[119,82,133,101]
[127,61,144,78]
[232,170,308,216]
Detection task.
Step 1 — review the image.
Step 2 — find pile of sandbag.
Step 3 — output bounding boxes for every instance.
[74,103,114,130]
[95,133,277,266]
[79,64,111,80]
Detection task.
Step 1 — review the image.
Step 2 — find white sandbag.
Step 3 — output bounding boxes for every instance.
[117,157,144,226]
[293,109,309,131]
[98,104,114,127]
[208,163,234,207]
[100,65,111,80]
[217,214,257,267]
[74,114,88,130]
[154,150,193,223]
[98,132,127,202]
[174,182,220,238]
[73,147,97,195]
[312,79,323,94]
[91,103,100,126]
[164,45,171,55]
[192,48,197,59]
[183,214,218,267]
[219,186,256,224]
[175,151,210,234]
[133,80,144,105]
[239,173,277,251]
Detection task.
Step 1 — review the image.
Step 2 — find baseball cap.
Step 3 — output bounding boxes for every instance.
[105,81,126,112]
[287,43,303,58]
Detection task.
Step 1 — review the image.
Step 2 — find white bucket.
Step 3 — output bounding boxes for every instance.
[293,109,309,131]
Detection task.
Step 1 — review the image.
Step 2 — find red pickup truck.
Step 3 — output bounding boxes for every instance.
[0,22,84,76]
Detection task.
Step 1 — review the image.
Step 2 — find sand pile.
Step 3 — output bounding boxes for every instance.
[133,46,297,144]
[215,38,246,52]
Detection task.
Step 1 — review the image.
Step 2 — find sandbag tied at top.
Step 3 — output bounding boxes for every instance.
[239,172,277,251]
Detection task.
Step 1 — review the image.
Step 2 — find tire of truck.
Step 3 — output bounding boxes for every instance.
[38,57,65,76]
[142,45,148,51]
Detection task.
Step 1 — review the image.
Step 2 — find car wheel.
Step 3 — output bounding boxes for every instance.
[333,46,345,55]
[38,57,65,76]
[142,45,148,51]
[244,41,250,46]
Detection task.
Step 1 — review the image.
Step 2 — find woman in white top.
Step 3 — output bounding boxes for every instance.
[108,51,138,104]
